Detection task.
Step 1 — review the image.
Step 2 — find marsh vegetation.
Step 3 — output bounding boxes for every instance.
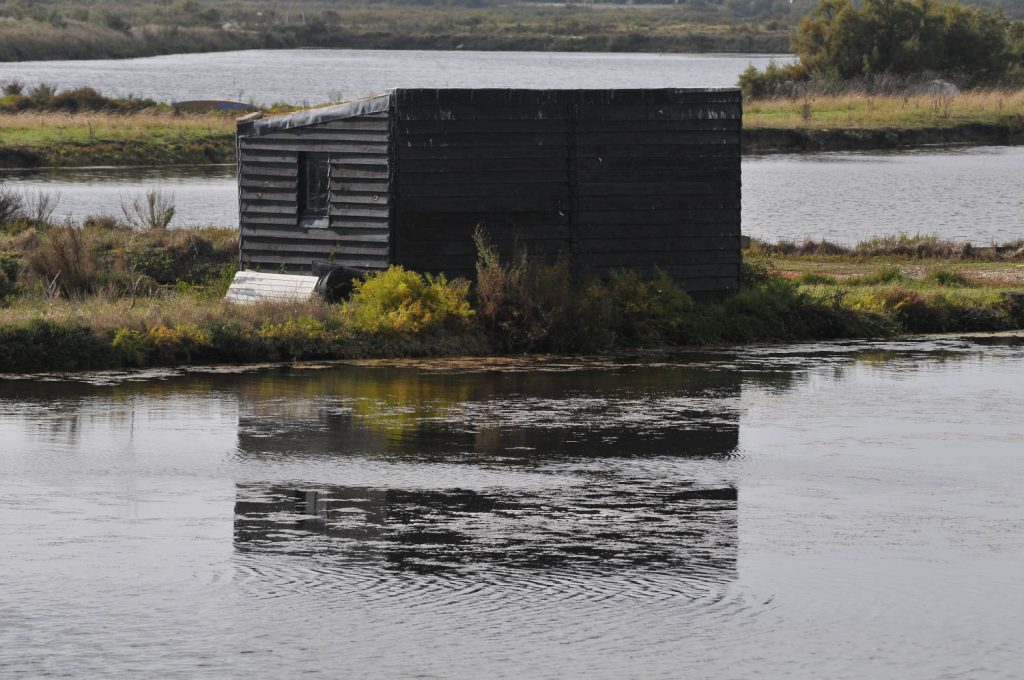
[1,192,1022,373]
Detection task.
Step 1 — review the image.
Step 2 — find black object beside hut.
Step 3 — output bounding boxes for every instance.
[231,88,742,299]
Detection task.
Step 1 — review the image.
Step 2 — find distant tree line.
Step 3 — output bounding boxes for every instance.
[740,0,1024,95]
[0,0,793,61]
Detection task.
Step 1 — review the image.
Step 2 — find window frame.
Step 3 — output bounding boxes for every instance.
[298,152,330,227]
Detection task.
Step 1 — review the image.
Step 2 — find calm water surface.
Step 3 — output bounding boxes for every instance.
[3,145,1022,241]
[2,339,1023,678]
[0,49,788,105]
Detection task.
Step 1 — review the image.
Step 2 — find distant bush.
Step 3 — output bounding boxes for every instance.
[121,189,175,230]
[0,81,157,113]
[928,269,972,286]
[797,271,839,285]
[740,0,1024,94]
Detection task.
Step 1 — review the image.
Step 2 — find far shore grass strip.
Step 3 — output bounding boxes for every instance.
[0,111,235,148]
[744,89,1024,129]
[1,89,1022,166]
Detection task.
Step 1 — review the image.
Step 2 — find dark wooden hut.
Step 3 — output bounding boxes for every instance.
[233,88,742,297]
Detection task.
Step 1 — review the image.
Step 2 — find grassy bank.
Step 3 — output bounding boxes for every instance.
[749,235,1024,334]
[0,111,235,167]
[743,89,1024,152]
[1,211,1023,373]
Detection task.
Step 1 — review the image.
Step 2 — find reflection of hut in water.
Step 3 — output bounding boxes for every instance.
[232,362,745,579]
[234,482,738,578]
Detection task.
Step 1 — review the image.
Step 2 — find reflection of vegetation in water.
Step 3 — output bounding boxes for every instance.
[235,361,747,460]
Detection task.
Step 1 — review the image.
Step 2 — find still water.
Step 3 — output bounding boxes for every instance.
[2,145,1022,242]
[0,49,788,105]
[2,340,1023,678]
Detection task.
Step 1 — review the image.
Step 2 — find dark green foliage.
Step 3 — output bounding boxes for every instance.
[0,319,114,372]
[740,0,1024,93]
[600,269,698,347]
[798,271,839,285]
[474,232,896,353]
[0,83,156,113]
[0,250,20,301]
[850,265,903,285]
[739,61,805,98]
[928,269,972,286]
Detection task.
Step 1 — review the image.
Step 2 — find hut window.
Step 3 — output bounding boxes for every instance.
[298,152,330,218]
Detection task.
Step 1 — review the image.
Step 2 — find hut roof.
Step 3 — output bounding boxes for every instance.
[236,87,742,137]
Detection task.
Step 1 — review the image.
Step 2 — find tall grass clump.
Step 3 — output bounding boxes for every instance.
[24,222,100,297]
[121,189,175,230]
[473,229,583,351]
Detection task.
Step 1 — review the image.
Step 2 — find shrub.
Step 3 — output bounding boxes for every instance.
[145,323,212,364]
[0,319,113,372]
[24,223,100,297]
[0,251,21,301]
[0,187,24,226]
[928,269,972,286]
[797,271,839,285]
[121,189,176,230]
[473,229,580,351]
[740,258,777,289]
[602,268,695,347]
[28,83,57,105]
[870,289,951,332]
[851,265,903,285]
[112,328,147,367]
[258,317,339,360]
[49,87,110,112]
[345,265,474,335]
[738,61,803,99]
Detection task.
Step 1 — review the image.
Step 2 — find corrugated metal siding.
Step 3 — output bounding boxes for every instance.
[237,110,391,273]
[391,89,742,292]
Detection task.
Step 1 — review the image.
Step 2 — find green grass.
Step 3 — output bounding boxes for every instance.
[745,89,1024,130]
[0,110,235,166]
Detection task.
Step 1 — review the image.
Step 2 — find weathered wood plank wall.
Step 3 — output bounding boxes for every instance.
[573,90,742,293]
[237,102,391,273]
[391,89,742,291]
[392,89,572,279]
